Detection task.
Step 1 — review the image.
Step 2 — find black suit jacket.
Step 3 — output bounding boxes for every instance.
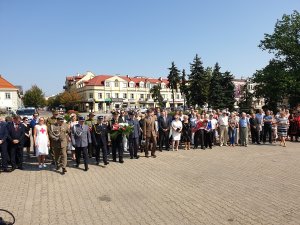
[0,122,8,143]
[158,115,171,131]
[7,122,26,147]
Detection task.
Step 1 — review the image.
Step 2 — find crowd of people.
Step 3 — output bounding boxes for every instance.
[0,107,299,174]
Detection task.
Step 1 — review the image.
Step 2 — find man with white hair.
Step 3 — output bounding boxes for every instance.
[218,110,229,146]
[239,112,250,147]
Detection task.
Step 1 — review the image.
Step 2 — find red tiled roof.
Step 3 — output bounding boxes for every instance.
[66,75,85,81]
[0,75,17,89]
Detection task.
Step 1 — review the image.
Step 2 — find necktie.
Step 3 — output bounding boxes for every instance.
[15,124,19,131]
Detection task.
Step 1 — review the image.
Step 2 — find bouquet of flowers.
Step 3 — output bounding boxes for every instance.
[110,123,134,140]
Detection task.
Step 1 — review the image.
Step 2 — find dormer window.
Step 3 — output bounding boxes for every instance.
[129,81,135,88]
[140,82,144,88]
[146,82,150,88]
[114,79,119,87]
[106,82,110,87]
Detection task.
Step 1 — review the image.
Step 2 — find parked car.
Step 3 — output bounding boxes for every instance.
[16,107,38,122]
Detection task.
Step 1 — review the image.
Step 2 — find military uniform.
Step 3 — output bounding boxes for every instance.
[48,118,70,173]
[91,116,109,165]
[85,116,95,157]
[47,113,59,161]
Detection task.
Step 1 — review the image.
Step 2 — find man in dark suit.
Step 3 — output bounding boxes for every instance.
[158,109,171,151]
[127,111,140,159]
[0,117,9,172]
[92,116,109,166]
[118,110,128,152]
[7,115,25,170]
[71,116,92,171]
[110,112,124,163]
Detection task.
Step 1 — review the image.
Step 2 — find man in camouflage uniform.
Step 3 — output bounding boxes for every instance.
[47,110,59,164]
[85,112,95,158]
[48,116,70,174]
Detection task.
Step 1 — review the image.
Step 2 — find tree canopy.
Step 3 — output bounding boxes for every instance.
[23,85,46,108]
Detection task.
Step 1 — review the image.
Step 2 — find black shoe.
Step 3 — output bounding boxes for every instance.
[130,156,134,159]
[104,162,109,165]
[134,155,140,159]
[113,159,117,162]
[145,155,149,158]
[62,168,67,174]
[151,155,157,158]
[257,142,261,144]
[18,166,24,170]
[159,149,162,152]
[119,160,124,163]
[11,166,16,171]
[84,167,89,171]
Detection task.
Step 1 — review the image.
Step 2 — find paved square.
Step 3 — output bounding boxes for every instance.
[1,143,300,225]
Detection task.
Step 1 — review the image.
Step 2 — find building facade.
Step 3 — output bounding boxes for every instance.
[64,72,184,112]
[0,75,23,112]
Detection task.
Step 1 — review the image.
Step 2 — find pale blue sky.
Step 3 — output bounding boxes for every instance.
[0,0,299,95]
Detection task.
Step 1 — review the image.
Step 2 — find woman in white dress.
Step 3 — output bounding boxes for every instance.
[68,113,78,160]
[171,115,183,151]
[33,117,50,169]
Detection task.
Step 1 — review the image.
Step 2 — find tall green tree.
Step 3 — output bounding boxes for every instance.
[150,84,164,107]
[180,69,189,108]
[188,54,209,107]
[60,90,82,110]
[257,10,300,108]
[23,85,46,108]
[167,62,181,108]
[47,94,62,110]
[222,71,235,111]
[209,63,224,109]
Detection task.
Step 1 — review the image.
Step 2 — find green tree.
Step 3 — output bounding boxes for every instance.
[23,85,46,108]
[188,54,209,107]
[209,63,224,109]
[60,90,82,110]
[180,69,189,108]
[167,62,181,108]
[47,94,62,110]
[222,71,235,111]
[238,80,254,112]
[257,10,300,108]
[150,84,164,107]
[253,59,291,111]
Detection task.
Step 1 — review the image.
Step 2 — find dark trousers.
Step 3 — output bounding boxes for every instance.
[250,127,257,143]
[263,124,272,143]
[205,130,213,148]
[0,142,9,169]
[194,129,205,148]
[159,130,169,150]
[112,140,123,161]
[95,144,108,163]
[88,143,95,157]
[10,144,23,168]
[128,137,139,157]
[75,147,89,169]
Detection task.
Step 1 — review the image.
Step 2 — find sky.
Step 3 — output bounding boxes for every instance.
[0,0,299,96]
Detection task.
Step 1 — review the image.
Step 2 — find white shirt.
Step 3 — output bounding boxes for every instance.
[210,118,218,129]
[218,115,229,126]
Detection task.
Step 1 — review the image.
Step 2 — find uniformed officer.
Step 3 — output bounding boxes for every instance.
[110,112,124,163]
[71,116,92,171]
[85,112,95,158]
[91,116,109,166]
[48,116,70,174]
[46,110,59,163]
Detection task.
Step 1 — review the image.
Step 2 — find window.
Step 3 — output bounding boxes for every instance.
[106,93,110,98]
[98,93,102,99]
[89,93,93,99]
[146,82,150,88]
[147,94,150,99]
[114,80,119,87]
[5,93,11,99]
[123,83,127,88]
[176,94,180,99]
[140,94,144,99]
[123,93,127,98]
[130,93,134,99]
[115,93,119,98]
[106,82,110,87]
[129,82,135,88]
[139,82,144,88]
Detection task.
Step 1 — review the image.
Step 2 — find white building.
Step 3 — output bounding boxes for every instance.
[0,75,23,112]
